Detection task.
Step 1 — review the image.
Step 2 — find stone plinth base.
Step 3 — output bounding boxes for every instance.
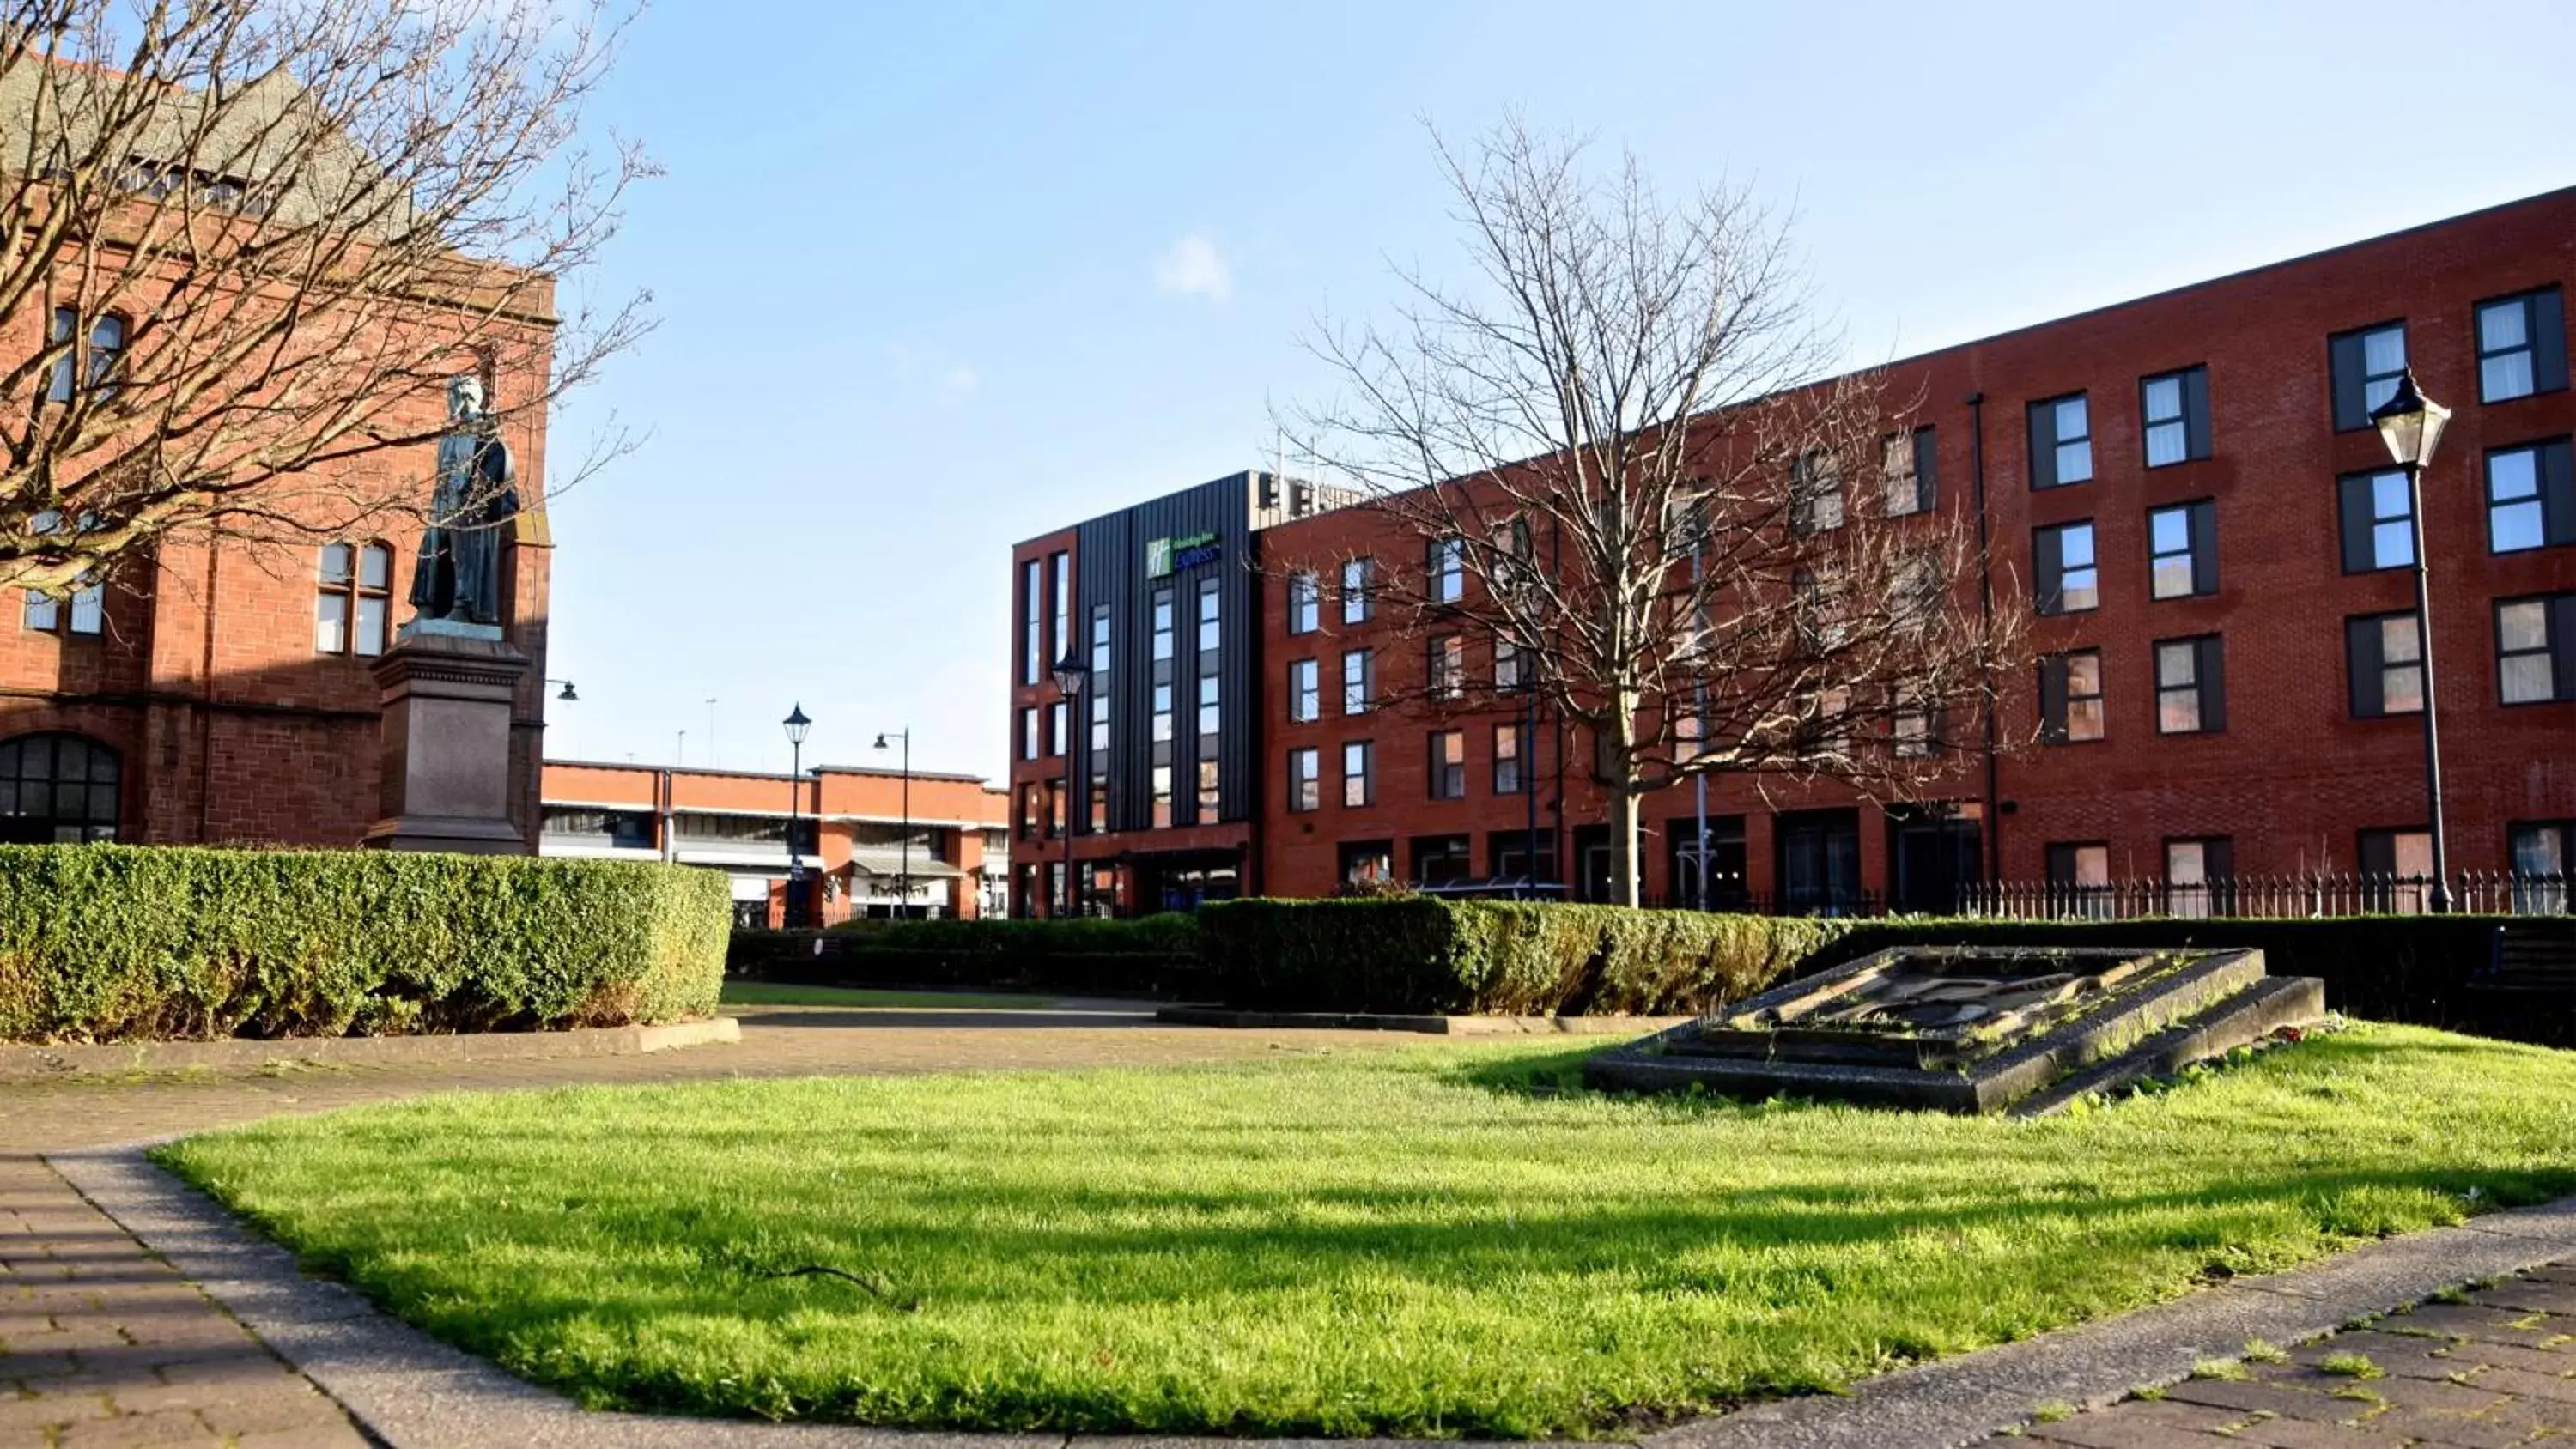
[363,630,531,854]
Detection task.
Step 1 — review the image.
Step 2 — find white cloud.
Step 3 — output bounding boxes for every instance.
[1154,231,1232,303]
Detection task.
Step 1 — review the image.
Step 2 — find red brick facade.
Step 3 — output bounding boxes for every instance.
[1012,187,2576,913]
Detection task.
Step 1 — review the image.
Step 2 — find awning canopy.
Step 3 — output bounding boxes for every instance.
[845,846,965,881]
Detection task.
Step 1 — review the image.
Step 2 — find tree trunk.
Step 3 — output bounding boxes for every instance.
[1597,704,1644,908]
[1611,788,1643,908]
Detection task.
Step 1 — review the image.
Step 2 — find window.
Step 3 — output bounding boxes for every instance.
[1341,557,1373,624]
[2329,321,2407,432]
[1087,604,1111,830]
[2044,842,2111,918]
[1286,747,1320,812]
[1427,634,1463,700]
[1883,427,1936,516]
[2484,440,2575,554]
[314,542,392,656]
[2358,828,2435,912]
[1020,707,1040,761]
[541,807,654,851]
[2497,593,2575,705]
[1428,730,1465,799]
[2164,837,2234,919]
[1790,450,1844,533]
[1049,700,1067,756]
[1893,683,1935,758]
[2511,823,2571,914]
[1339,840,1395,887]
[1428,537,1464,603]
[2154,635,2226,734]
[1342,740,1374,808]
[1195,578,1221,819]
[1021,559,1043,685]
[2039,650,2105,743]
[1493,722,1525,794]
[2348,611,2424,718]
[1047,779,1065,838]
[2148,500,2217,599]
[45,308,125,403]
[1494,636,1524,690]
[1288,572,1321,634]
[1197,576,1219,652]
[2476,288,2567,403]
[2033,520,2098,615]
[1049,551,1070,664]
[2338,468,2415,572]
[1342,648,1374,715]
[1018,783,1039,839]
[2027,393,2093,488]
[1412,834,1473,885]
[2140,366,2211,467]
[0,733,118,843]
[1288,658,1321,722]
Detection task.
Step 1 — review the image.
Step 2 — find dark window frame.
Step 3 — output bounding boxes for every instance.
[2038,648,2105,744]
[2475,285,2569,404]
[2152,634,2227,736]
[2148,499,2218,600]
[2328,319,2409,433]
[2494,591,2576,706]
[2483,438,2576,555]
[2027,391,2094,490]
[2346,609,2425,718]
[1427,729,1467,800]
[2139,364,2212,467]
[2032,519,2099,615]
[2338,466,2416,573]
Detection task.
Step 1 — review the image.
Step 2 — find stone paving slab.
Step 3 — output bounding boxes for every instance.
[0,1016,741,1082]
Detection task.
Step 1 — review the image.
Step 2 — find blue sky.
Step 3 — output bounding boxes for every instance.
[537,0,2576,781]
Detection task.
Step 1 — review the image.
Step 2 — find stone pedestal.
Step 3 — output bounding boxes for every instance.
[362,621,532,854]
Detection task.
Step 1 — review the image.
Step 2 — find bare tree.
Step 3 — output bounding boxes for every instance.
[0,0,651,597]
[1285,122,2029,906]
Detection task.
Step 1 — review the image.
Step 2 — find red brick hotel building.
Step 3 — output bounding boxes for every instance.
[1005,187,2576,917]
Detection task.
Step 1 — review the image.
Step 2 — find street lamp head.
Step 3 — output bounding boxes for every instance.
[2370,367,2451,470]
[781,704,811,746]
[554,680,578,703]
[872,732,890,750]
[1052,655,1091,696]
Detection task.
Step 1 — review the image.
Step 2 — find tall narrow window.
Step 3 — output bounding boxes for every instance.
[315,542,392,656]
[1147,590,1174,828]
[2338,468,2415,572]
[2027,393,2093,488]
[1049,551,1070,664]
[2330,321,2408,431]
[1893,684,1934,758]
[85,313,125,397]
[2139,366,2211,467]
[1494,636,1523,690]
[2154,635,2225,735]
[1020,707,1040,761]
[1342,740,1374,808]
[2347,610,2424,717]
[1341,557,1373,623]
[1493,722,1524,794]
[1288,573,1321,634]
[2034,520,2098,615]
[1087,604,1111,831]
[1194,578,1220,818]
[2040,650,2105,743]
[2485,440,2575,554]
[1342,648,1374,715]
[1287,747,1320,811]
[1427,634,1463,700]
[1883,427,1936,516]
[2476,288,2567,403]
[1022,559,1042,685]
[1048,700,1066,756]
[1428,730,1466,799]
[1288,658,1320,722]
[2148,501,2217,599]
[1428,537,1464,603]
[2496,593,2575,705]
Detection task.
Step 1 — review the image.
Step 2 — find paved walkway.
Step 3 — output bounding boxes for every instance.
[2009,1268,2576,1447]
[0,1005,1414,1447]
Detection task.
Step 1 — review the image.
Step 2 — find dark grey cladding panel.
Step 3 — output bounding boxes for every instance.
[1070,473,1261,836]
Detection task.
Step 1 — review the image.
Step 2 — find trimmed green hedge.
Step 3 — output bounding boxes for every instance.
[1195,899,1846,1016]
[730,913,1205,997]
[0,846,730,1043]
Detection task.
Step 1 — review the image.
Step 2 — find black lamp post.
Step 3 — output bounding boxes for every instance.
[2368,368,2454,912]
[781,704,811,927]
[873,728,912,918]
[1052,655,1091,918]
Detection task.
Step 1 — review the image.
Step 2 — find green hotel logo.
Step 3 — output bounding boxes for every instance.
[1146,531,1220,578]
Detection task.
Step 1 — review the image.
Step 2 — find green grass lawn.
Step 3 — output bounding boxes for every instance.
[714,981,1061,1009]
[155,1023,2576,1439]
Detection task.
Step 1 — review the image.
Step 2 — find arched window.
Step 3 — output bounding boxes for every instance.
[45,308,126,402]
[0,733,118,843]
[316,541,393,656]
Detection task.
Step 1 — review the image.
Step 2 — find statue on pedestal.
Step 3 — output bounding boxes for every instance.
[409,374,519,631]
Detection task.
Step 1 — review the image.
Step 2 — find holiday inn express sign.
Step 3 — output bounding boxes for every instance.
[1146,531,1221,578]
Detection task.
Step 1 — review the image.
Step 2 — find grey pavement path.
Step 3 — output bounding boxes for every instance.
[1,1004,1424,1447]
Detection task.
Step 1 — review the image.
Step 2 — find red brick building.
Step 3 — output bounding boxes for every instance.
[1009,187,2576,915]
[0,354,556,852]
[539,761,1011,926]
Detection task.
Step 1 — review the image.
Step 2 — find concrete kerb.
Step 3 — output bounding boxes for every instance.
[0,1016,742,1082]
[44,1141,2576,1449]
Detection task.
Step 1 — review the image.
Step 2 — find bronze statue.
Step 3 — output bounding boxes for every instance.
[410,374,519,627]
